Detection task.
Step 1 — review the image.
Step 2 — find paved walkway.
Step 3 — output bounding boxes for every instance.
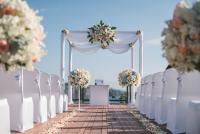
[12,105,150,134]
[60,105,149,134]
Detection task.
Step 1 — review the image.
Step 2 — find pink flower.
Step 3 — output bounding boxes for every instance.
[177,44,188,55]
[1,6,16,16]
[191,32,200,40]
[32,56,38,63]
[170,16,183,29]
[191,44,200,54]
[0,39,9,54]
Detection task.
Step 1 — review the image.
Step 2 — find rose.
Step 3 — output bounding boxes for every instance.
[191,44,200,54]
[0,0,46,71]
[1,5,16,16]
[170,16,183,29]
[0,39,9,54]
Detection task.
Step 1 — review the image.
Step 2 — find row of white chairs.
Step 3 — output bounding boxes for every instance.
[0,68,68,133]
[135,68,200,134]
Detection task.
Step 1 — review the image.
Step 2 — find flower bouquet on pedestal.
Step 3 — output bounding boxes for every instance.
[118,69,141,104]
[69,68,90,111]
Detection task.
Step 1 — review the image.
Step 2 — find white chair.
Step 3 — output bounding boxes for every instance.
[40,72,56,118]
[155,68,178,125]
[135,84,141,109]
[0,98,10,134]
[0,68,33,132]
[23,69,48,123]
[150,72,163,120]
[138,78,145,114]
[186,100,200,134]
[50,74,64,113]
[167,70,200,134]
[143,75,153,118]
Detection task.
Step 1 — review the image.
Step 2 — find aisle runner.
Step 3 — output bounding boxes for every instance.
[58,105,150,134]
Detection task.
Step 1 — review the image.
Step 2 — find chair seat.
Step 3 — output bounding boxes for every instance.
[186,100,200,134]
[0,98,10,134]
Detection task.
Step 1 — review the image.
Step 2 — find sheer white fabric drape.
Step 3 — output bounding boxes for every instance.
[65,31,138,54]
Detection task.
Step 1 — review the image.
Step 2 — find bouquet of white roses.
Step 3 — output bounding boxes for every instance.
[118,69,141,87]
[0,0,45,71]
[162,0,200,72]
[68,68,90,88]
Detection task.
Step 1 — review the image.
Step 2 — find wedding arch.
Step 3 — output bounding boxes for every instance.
[60,29,144,104]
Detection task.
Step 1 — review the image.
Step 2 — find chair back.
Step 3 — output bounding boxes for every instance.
[179,70,200,103]
[23,68,40,95]
[50,74,61,94]
[144,75,153,97]
[140,78,145,97]
[40,71,51,95]
[0,68,22,95]
[163,68,178,100]
[152,72,163,98]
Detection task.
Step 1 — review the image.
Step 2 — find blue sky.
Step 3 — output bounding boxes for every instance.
[29,0,180,89]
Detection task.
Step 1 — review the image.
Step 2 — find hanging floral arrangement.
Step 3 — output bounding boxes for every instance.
[162,0,200,72]
[0,0,46,71]
[87,20,116,49]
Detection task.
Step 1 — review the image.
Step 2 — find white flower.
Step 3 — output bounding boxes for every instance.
[118,69,141,87]
[162,0,200,72]
[0,0,45,71]
[69,68,90,88]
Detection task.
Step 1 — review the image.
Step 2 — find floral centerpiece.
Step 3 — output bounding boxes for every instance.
[87,20,116,49]
[69,68,90,110]
[162,0,200,72]
[0,0,45,71]
[118,69,141,103]
[68,68,90,88]
[118,69,141,87]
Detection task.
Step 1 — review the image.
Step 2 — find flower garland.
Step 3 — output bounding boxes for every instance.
[87,20,116,49]
[68,68,90,88]
[0,0,45,71]
[118,69,141,87]
[162,0,200,72]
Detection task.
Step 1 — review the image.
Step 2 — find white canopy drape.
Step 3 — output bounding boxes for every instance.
[66,31,138,54]
[60,30,144,104]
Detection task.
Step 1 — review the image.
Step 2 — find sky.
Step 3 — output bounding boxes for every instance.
[28,0,180,89]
